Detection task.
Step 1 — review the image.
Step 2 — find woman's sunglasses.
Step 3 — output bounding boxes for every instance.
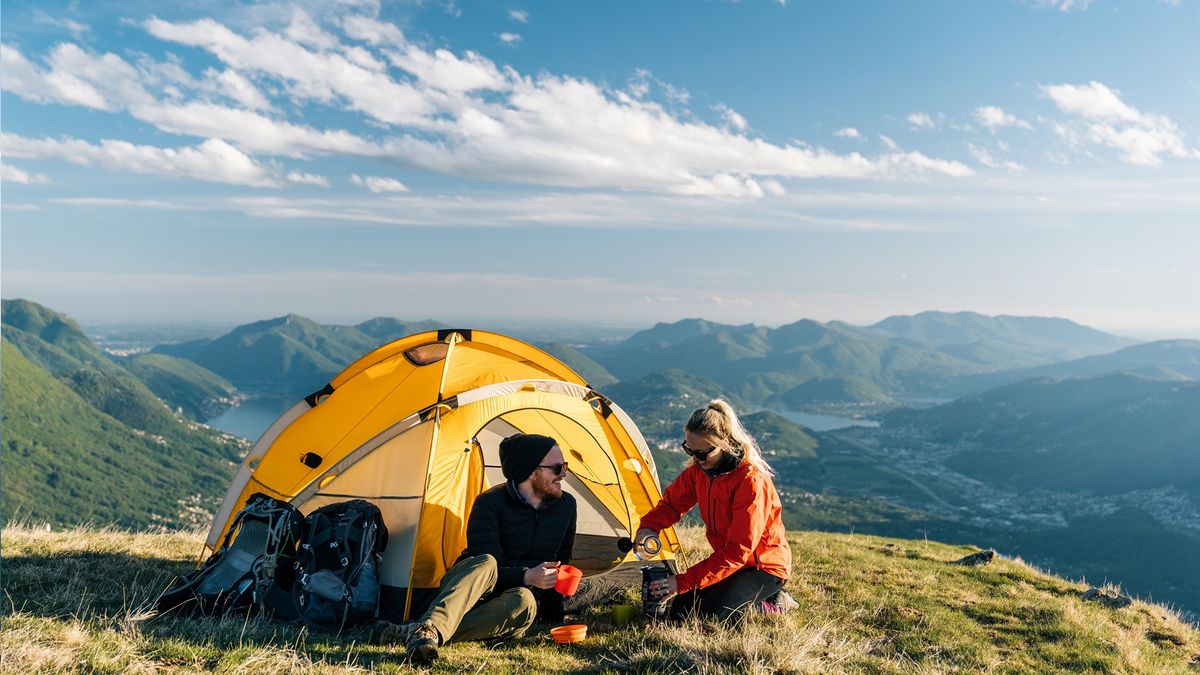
[680,441,718,460]
[538,461,570,475]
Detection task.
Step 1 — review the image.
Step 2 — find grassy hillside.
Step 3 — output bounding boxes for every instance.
[1,342,245,528]
[3,523,1197,673]
[1,298,115,373]
[122,352,238,420]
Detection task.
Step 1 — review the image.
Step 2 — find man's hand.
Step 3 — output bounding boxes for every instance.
[648,575,678,599]
[523,562,560,589]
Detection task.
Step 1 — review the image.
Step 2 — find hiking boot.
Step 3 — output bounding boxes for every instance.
[406,621,440,664]
[369,620,415,646]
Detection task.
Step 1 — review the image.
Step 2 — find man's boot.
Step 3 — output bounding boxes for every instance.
[406,621,441,664]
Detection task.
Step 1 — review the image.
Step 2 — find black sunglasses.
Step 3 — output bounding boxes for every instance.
[538,461,569,475]
[680,441,718,459]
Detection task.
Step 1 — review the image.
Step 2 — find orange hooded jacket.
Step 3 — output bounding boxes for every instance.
[640,458,791,595]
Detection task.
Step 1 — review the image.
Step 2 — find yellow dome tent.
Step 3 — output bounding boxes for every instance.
[204,329,682,620]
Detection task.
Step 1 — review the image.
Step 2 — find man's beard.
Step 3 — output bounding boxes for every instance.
[532,472,562,501]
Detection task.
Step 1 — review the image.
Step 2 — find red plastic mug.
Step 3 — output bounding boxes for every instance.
[554,564,583,596]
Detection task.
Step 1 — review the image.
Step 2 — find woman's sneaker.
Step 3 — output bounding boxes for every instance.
[406,621,441,664]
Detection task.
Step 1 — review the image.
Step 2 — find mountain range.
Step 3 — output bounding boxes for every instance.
[6,298,1200,615]
[1,300,245,528]
[583,311,1148,409]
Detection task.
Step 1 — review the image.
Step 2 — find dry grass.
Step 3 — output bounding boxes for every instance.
[3,521,1198,674]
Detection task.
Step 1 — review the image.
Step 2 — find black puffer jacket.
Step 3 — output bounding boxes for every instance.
[458,482,576,620]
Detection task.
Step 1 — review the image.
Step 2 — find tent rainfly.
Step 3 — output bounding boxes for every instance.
[205,329,683,620]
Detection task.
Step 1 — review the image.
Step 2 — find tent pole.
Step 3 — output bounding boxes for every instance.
[402,331,462,620]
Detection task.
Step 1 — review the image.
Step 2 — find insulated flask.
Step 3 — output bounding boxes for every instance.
[641,565,672,620]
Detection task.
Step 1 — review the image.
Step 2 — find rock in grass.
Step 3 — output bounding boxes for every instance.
[1081,587,1133,609]
[950,550,995,567]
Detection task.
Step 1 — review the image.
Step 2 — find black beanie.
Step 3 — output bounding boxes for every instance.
[499,433,557,482]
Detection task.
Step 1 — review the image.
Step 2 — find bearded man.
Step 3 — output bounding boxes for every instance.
[372,433,577,663]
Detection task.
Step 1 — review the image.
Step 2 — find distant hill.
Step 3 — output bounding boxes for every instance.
[886,373,1200,495]
[2,298,121,374]
[535,341,618,387]
[1,341,244,528]
[1021,339,1200,381]
[153,315,462,396]
[589,318,979,407]
[617,318,752,350]
[780,375,893,408]
[154,314,380,395]
[353,317,446,343]
[953,339,1200,395]
[121,353,237,420]
[870,311,1135,368]
[2,300,231,435]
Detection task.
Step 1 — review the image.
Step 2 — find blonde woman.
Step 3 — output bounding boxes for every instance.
[636,400,792,621]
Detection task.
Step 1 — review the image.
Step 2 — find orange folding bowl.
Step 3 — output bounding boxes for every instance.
[550,624,588,644]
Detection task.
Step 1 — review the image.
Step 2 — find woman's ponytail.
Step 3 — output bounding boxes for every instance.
[684,399,774,476]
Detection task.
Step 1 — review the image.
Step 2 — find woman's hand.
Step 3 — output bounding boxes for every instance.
[648,575,678,599]
[524,562,560,589]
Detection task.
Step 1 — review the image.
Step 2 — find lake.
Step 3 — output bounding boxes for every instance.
[205,396,295,441]
[767,409,880,432]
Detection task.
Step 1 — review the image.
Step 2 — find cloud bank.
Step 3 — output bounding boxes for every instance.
[1,10,972,197]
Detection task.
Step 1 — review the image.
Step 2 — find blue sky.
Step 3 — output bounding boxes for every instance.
[2,0,1198,337]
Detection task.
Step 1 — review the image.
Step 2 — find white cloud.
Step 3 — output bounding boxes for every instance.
[341,14,406,45]
[209,68,273,110]
[133,101,383,157]
[284,9,340,51]
[351,174,409,193]
[498,32,522,45]
[714,103,748,131]
[1042,81,1196,166]
[509,9,529,23]
[834,127,861,139]
[286,171,331,187]
[1,162,51,184]
[2,134,281,187]
[4,15,976,197]
[1034,0,1093,10]
[387,46,506,93]
[967,143,1027,173]
[0,43,149,111]
[974,105,1032,132]
[53,197,178,208]
[1042,81,1141,122]
[32,11,89,36]
[906,111,936,129]
[879,135,899,150]
[143,16,435,125]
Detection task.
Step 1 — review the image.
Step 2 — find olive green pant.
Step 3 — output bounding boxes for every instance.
[419,554,538,644]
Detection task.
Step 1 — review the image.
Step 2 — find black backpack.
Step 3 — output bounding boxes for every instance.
[157,493,303,617]
[291,499,388,631]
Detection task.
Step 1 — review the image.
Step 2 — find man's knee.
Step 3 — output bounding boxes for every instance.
[454,554,498,580]
[501,587,537,634]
